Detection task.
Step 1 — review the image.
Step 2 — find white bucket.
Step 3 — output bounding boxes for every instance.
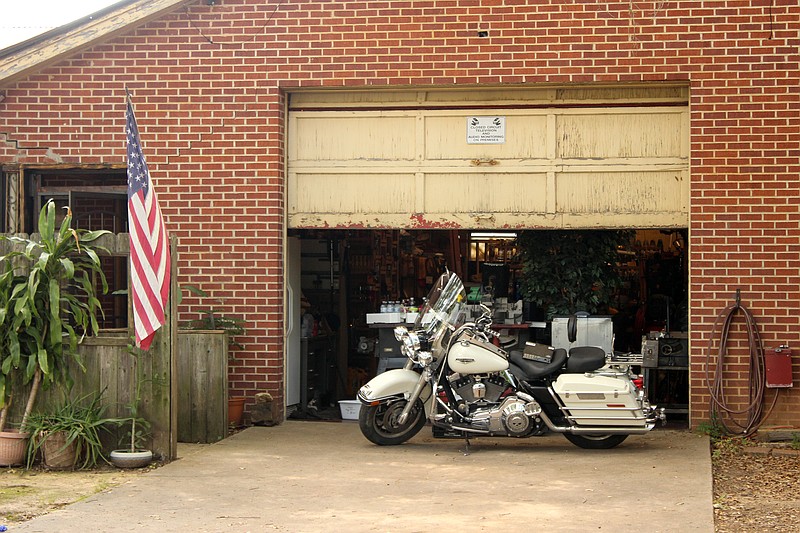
[338,400,362,421]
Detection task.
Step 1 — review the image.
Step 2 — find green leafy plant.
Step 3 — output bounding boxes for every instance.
[24,391,118,469]
[0,262,26,429]
[696,416,727,441]
[790,433,800,451]
[710,437,746,460]
[0,200,110,432]
[516,230,633,319]
[179,285,246,350]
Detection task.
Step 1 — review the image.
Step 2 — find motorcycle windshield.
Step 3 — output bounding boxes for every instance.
[414,271,466,340]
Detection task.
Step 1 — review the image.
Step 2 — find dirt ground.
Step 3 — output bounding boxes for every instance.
[2,434,799,531]
[0,464,148,525]
[712,439,800,533]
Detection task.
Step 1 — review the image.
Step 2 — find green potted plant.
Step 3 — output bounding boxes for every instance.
[180,285,246,349]
[517,230,633,319]
[0,200,109,457]
[24,391,115,470]
[0,262,30,466]
[109,342,153,468]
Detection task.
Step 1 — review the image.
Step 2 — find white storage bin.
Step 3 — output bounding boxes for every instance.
[338,400,362,421]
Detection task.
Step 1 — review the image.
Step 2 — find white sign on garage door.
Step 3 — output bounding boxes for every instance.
[467,116,506,144]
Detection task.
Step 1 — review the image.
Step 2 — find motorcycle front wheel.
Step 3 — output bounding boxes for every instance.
[564,433,628,449]
[359,398,426,446]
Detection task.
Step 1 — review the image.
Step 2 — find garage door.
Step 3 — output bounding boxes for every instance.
[287,85,689,230]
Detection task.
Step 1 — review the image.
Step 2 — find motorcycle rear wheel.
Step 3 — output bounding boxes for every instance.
[359,399,426,446]
[564,433,628,449]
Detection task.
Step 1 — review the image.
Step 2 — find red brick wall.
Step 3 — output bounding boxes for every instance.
[1,0,798,428]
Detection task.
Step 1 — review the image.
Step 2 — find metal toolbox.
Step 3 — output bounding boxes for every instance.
[551,316,613,354]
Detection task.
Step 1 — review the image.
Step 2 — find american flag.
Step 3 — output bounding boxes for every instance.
[126,95,170,351]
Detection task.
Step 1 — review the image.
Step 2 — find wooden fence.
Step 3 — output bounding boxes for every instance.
[176,331,229,444]
[2,232,231,456]
[1,233,179,460]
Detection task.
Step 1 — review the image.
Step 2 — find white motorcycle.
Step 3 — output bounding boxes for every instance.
[357,270,665,449]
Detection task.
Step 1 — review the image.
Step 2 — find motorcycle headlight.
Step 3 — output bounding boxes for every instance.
[402,331,421,354]
[394,326,408,342]
[394,326,420,358]
[417,351,433,366]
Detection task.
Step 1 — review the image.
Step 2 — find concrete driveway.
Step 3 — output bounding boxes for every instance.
[13,421,713,532]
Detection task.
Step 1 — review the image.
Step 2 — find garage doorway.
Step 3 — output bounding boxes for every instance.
[284,84,690,421]
[285,228,689,422]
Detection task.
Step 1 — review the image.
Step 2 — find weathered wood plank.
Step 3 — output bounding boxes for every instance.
[176,331,228,444]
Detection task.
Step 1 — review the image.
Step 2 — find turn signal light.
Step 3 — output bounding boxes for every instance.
[632,377,644,390]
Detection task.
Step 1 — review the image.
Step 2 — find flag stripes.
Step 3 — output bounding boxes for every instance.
[126,96,170,351]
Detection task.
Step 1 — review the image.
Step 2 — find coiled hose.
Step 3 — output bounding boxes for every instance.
[704,291,777,436]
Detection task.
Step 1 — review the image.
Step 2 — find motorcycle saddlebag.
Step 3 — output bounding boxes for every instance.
[553,374,645,427]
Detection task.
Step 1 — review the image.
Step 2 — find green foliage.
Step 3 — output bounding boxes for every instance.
[24,391,119,469]
[791,433,800,451]
[697,415,750,459]
[0,200,110,429]
[179,285,246,350]
[516,230,633,319]
[0,262,26,410]
[696,417,727,441]
[710,437,747,460]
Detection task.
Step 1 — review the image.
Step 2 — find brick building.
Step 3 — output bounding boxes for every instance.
[1,0,798,429]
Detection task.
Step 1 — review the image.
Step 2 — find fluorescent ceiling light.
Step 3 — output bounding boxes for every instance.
[470,232,517,240]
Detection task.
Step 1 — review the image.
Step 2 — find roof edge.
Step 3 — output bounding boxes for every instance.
[0,0,194,89]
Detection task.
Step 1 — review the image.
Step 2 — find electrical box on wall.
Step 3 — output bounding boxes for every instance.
[765,345,793,388]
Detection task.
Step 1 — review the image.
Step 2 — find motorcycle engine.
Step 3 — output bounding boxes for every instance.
[447,373,542,437]
[471,396,543,436]
[448,373,508,404]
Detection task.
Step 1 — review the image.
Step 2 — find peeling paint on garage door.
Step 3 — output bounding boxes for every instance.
[287,85,689,230]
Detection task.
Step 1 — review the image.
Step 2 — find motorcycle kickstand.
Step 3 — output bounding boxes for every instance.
[462,434,471,456]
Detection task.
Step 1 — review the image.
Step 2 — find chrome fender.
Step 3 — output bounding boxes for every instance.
[357,369,432,416]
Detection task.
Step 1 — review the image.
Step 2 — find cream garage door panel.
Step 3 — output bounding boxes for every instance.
[290,114,416,162]
[425,172,549,213]
[288,100,689,229]
[289,172,417,213]
[424,114,548,160]
[557,171,686,214]
[557,111,684,159]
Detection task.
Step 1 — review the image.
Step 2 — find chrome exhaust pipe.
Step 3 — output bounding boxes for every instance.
[537,410,654,435]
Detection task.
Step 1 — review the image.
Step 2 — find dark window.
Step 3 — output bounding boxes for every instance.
[25,169,129,329]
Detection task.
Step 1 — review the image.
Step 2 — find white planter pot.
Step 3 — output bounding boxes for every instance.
[109,449,153,469]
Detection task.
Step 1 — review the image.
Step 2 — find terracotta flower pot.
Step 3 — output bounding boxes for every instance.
[228,397,246,426]
[0,430,30,467]
[41,430,78,470]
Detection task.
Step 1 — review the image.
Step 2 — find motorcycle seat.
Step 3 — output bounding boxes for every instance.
[565,346,606,373]
[509,348,567,379]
